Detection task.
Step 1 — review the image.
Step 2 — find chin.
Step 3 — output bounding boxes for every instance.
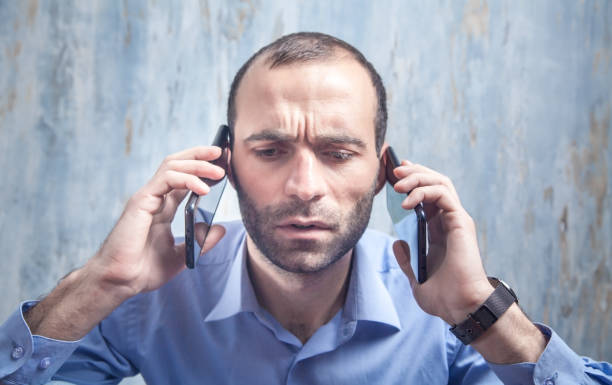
[266,250,348,275]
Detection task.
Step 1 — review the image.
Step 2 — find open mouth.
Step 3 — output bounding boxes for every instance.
[277,219,333,233]
[290,224,318,229]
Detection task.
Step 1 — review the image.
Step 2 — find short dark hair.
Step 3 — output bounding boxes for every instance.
[226,32,387,154]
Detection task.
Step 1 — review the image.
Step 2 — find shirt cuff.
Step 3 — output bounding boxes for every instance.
[0,301,82,385]
[488,323,590,385]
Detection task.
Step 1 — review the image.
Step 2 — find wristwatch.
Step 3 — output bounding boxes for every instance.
[450,277,518,345]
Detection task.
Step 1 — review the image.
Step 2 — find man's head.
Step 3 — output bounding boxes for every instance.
[228,32,387,154]
[227,32,388,274]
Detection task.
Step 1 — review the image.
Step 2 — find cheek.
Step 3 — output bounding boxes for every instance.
[327,165,379,204]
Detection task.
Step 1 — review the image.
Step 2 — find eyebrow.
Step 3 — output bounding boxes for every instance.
[244,129,367,149]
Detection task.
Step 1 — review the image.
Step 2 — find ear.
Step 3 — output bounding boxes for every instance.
[375,142,390,195]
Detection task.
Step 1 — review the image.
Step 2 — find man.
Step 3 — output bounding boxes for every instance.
[1,32,610,384]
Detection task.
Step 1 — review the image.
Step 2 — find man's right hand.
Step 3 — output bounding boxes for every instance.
[24,146,227,341]
[87,145,227,296]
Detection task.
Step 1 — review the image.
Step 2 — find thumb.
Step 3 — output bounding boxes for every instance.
[196,224,226,256]
[393,240,418,289]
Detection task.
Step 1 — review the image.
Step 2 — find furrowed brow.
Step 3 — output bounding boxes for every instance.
[316,134,367,149]
[244,130,294,143]
[243,130,367,149]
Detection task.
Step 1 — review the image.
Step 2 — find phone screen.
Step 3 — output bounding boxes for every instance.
[384,147,428,283]
[185,125,231,269]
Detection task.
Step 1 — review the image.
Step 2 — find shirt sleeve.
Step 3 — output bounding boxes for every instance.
[0,301,138,385]
[487,323,612,385]
[0,301,81,384]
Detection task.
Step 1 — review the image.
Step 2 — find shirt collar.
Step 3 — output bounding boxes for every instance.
[204,233,260,322]
[204,229,402,332]
[342,236,402,331]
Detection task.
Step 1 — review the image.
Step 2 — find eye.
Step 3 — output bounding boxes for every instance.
[324,150,354,162]
[254,147,285,159]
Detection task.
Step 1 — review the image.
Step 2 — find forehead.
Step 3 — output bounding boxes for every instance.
[233,55,377,143]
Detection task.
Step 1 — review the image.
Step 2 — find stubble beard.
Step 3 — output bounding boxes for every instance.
[232,164,377,274]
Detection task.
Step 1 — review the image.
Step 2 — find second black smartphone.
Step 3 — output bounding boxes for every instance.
[184,124,231,269]
[384,147,428,283]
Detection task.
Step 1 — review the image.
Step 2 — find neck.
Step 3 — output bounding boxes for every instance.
[246,236,353,344]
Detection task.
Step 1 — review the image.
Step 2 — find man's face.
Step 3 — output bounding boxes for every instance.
[231,54,382,274]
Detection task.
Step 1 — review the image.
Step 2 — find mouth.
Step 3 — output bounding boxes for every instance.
[278,218,332,229]
[275,219,334,236]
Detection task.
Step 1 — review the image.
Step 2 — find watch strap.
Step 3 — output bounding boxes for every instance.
[450,278,518,345]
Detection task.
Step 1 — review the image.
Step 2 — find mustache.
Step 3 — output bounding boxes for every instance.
[264,200,341,230]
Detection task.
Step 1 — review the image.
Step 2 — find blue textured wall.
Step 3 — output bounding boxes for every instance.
[1,2,610,383]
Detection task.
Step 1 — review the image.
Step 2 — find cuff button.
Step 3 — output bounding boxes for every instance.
[11,346,24,360]
[39,357,51,370]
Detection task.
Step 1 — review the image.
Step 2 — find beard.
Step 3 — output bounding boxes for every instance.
[232,163,377,274]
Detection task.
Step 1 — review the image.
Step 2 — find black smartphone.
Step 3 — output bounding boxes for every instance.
[384,147,428,283]
[184,124,231,269]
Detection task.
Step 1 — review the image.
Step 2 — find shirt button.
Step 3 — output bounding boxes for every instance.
[11,346,24,360]
[38,357,51,370]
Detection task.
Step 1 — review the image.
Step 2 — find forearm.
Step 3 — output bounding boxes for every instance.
[23,262,133,341]
[470,303,547,364]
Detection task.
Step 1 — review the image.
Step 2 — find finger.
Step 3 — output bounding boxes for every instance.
[165,159,226,181]
[165,146,222,162]
[394,164,460,201]
[393,240,418,290]
[146,170,211,198]
[152,189,189,224]
[402,185,460,213]
[394,172,455,196]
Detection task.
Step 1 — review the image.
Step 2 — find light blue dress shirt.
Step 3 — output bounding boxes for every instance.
[1,221,611,384]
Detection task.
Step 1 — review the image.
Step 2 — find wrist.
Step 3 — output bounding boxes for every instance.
[25,265,133,341]
[446,281,494,325]
[83,255,142,301]
[471,304,547,364]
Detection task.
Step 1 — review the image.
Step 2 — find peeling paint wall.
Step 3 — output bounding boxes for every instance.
[0,1,610,382]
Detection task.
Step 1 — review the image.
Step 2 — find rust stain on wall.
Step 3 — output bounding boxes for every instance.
[125,118,133,155]
[593,48,610,74]
[587,107,609,227]
[469,114,477,147]
[6,89,17,113]
[199,0,211,32]
[589,224,599,251]
[559,205,569,282]
[222,0,257,41]
[462,0,490,40]
[13,41,22,57]
[569,105,610,228]
[27,0,38,26]
[543,186,554,203]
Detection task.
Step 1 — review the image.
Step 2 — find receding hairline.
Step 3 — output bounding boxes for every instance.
[233,47,375,121]
[226,32,388,154]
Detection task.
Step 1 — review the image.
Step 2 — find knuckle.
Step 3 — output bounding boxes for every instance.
[165,159,177,170]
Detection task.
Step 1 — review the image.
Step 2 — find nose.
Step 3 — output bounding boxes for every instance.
[284,150,327,201]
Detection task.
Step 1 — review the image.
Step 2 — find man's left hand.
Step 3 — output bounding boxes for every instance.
[391,159,547,364]
[391,160,493,325]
